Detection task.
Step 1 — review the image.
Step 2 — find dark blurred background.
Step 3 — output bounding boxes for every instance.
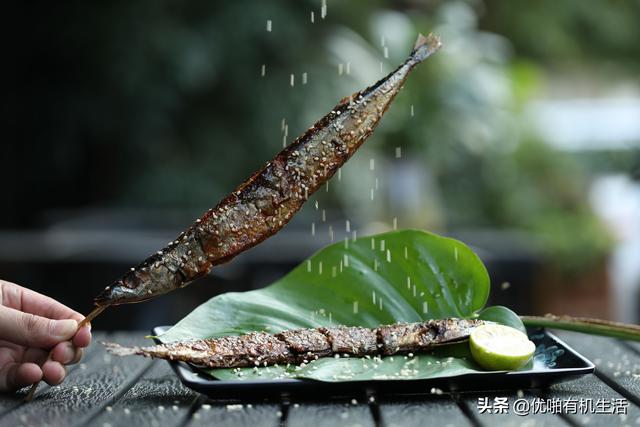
[3,0,640,330]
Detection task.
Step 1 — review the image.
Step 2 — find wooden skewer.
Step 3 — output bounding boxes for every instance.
[24,305,108,401]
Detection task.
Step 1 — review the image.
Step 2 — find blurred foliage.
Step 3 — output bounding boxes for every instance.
[7,0,635,276]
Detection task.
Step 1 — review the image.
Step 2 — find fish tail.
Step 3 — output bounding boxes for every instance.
[410,33,442,64]
[102,341,142,356]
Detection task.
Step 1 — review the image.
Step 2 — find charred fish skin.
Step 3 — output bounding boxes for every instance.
[377,318,484,355]
[105,317,486,368]
[95,34,442,307]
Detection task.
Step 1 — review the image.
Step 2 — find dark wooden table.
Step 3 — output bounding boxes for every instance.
[1,331,639,427]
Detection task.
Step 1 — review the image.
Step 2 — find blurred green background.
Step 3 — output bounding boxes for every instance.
[3,0,640,329]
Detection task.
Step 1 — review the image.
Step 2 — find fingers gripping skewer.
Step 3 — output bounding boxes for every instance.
[23,306,108,401]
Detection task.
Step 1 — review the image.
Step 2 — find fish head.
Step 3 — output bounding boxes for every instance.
[94,262,176,306]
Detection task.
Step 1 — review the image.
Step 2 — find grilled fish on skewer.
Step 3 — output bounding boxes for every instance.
[104,318,484,368]
[94,33,442,307]
[25,32,443,401]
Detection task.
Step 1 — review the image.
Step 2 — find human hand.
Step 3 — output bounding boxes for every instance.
[0,280,92,392]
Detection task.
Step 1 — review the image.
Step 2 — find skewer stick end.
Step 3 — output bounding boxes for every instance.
[78,305,108,328]
[24,382,38,401]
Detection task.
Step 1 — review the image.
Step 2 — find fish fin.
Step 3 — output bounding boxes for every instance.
[101,341,141,356]
[411,33,442,63]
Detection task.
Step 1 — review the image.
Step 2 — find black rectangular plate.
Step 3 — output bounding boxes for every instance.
[152,326,594,399]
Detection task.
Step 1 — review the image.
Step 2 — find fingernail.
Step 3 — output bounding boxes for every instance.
[52,319,78,339]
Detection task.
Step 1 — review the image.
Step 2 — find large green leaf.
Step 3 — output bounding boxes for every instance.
[159,229,524,381]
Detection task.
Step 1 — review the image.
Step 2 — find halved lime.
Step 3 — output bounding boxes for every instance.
[469,324,535,371]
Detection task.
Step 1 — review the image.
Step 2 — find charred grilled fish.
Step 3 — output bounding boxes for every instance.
[25,33,443,401]
[94,33,442,308]
[104,318,484,368]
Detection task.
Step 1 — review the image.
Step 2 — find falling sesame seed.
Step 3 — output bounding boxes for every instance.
[310,11,315,23]
[266,20,272,32]
[302,72,308,85]
[423,301,429,314]
[395,147,402,158]
[501,281,511,290]
[290,74,295,87]
[311,222,315,236]
[384,46,389,59]
[321,0,327,19]
[393,217,398,230]
[346,62,351,75]
[369,158,375,170]
[338,63,343,75]
[353,301,358,314]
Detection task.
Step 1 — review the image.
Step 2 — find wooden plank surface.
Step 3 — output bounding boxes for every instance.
[378,395,473,427]
[555,331,640,402]
[286,399,376,427]
[187,401,282,427]
[551,331,640,426]
[88,361,199,427]
[546,373,640,426]
[0,332,153,427]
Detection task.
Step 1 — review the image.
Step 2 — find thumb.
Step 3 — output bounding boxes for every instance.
[0,305,78,348]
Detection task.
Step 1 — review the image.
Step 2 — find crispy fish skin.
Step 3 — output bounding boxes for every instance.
[377,319,484,355]
[276,329,332,362]
[105,332,293,368]
[95,34,442,306]
[105,318,486,368]
[319,326,378,356]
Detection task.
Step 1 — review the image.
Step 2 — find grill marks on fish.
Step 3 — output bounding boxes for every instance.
[95,33,442,306]
[104,318,483,368]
